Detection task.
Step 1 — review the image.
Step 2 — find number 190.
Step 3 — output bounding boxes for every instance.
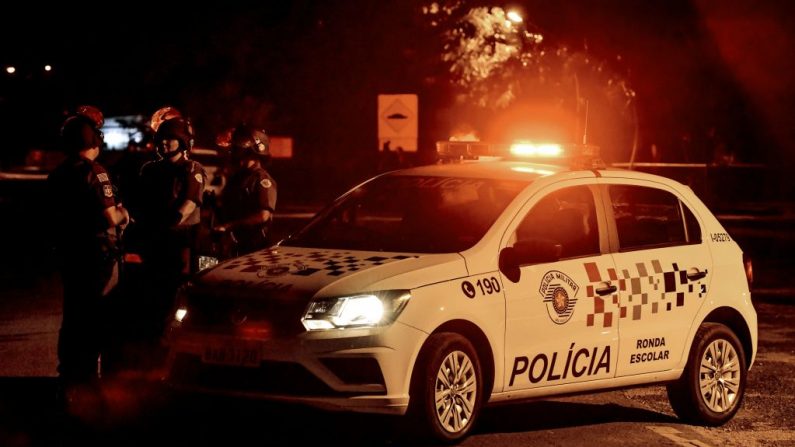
[476,277,501,295]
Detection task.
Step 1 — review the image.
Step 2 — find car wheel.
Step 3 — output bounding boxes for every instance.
[409,332,483,443]
[666,323,747,425]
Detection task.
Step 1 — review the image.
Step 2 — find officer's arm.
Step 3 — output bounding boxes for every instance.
[249,209,273,225]
[238,174,275,226]
[175,199,198,226]
[103,203,130,229]
[175,161,205,226]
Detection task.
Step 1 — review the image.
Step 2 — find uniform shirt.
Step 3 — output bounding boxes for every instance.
[139,156,207,230]
[221,165,277,223]
[47,156,118,248]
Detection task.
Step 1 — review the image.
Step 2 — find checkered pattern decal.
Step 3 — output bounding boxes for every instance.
[219,249,417,277]
[582,260,708,328]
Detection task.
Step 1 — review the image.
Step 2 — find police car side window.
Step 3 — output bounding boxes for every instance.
[516,185,600,259]
[609,185,688,251]
[682,203,702,244]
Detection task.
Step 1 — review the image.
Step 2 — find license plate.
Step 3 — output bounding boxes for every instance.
[202,341,261,367]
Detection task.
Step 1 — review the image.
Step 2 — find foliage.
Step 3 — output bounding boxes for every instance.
[422,1,637,155]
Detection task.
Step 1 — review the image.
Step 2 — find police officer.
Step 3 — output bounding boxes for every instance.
[137,113,206,338]
[47,106,130,397]
[214,125,277,255]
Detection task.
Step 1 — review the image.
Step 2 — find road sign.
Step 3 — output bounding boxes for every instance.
[269,136,293,159]
[378,94,417,152]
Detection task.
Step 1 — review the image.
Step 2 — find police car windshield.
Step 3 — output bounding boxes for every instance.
[284,175,529,253]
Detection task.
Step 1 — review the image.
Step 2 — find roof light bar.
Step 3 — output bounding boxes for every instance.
[510,143,563,157]
[436,141,604,169]
[435,141,504,160]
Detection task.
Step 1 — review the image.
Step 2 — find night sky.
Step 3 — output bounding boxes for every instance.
[2,0,794,193]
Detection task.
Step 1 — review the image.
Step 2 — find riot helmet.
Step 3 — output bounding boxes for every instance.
[154,116,195,158]
[229,125,270,162]
[76,105,104,128]
[60,105,104,153]
[150,106,182,133]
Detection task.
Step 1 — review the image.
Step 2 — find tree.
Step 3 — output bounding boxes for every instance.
[422,1,638,161]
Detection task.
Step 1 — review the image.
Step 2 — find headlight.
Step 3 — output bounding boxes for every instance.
[302,290,411,331]
[172,284,191,325]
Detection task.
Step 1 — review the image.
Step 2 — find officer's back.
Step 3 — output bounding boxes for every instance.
[50,158,115,247]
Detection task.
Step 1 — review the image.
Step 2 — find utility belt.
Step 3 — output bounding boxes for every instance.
[56,227,121,258]
[98,227,123,259]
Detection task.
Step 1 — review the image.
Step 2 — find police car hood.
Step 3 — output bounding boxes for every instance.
[194,246,466,301]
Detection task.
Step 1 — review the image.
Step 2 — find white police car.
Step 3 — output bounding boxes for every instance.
[164,142,756,442]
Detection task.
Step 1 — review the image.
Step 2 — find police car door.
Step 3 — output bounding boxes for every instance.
[601,181,712,376]
[499,183,618,392]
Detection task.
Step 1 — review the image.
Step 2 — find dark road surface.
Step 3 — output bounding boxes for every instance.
[0,298,793,446]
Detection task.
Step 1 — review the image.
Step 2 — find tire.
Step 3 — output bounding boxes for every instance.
[408,332,483,444]
[667,323,747,425]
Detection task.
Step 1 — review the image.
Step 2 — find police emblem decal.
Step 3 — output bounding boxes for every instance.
[257,261,309,277]
[539,270,580,324]
[552,287,569,313]
[264,265,290,276]
[260,179,272,188]
[103,184,113,198]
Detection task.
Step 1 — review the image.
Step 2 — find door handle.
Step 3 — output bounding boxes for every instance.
[686,269,708,281]
[595,282,617,296]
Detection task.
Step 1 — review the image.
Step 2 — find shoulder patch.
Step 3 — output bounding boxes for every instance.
[96,172,109,182]
[103,184,114,198]
[194,173,204,183]
[189,160,205,173]
[260,178,273,188]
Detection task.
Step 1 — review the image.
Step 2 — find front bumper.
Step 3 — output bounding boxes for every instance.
[164,321,427,415]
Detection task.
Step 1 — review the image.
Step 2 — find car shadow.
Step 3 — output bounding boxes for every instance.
[0,377,678,447]
[476,398,678,435]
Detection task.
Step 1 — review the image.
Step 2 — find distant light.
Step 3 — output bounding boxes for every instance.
[5,66,15,74]
[44,65,52,72]
[197,255,219,271]
[175,308,187,323]
[507,11,522,23]
[102,127,131,149]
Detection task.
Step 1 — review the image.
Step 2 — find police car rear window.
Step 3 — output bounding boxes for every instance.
[284,176,529,253]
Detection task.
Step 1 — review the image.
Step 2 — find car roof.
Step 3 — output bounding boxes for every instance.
[392,160,570,181]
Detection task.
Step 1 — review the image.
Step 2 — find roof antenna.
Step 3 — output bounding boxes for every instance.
[582,100,589,145]
[575,100,604,170]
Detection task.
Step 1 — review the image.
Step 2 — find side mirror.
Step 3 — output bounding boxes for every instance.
[499,238,562,283]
